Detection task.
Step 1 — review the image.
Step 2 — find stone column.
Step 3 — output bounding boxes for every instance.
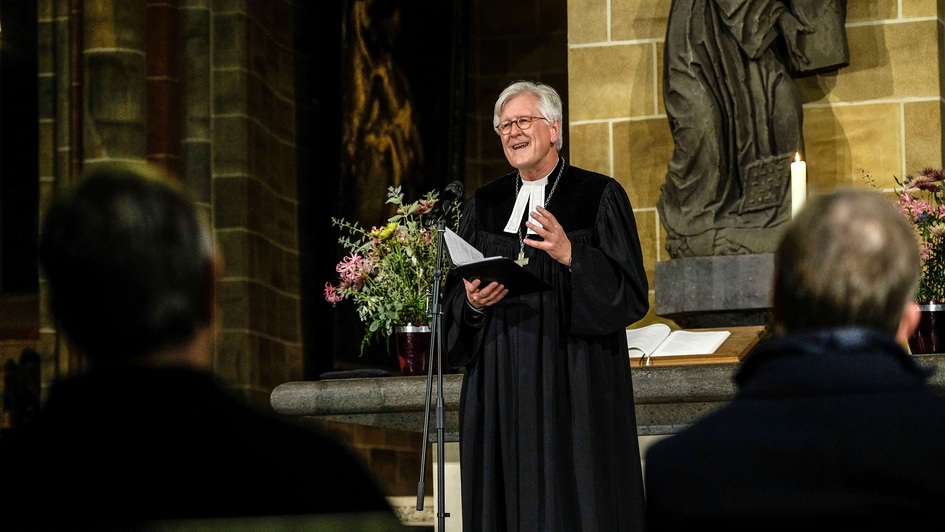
[211,0,303,408]
[82,0,147,166]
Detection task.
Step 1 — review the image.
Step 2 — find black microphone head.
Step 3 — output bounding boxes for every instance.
[425,181,463,227]
[445,181,463,198]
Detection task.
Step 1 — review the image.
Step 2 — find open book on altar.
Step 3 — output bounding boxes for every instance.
[443,228,552,298]
[626,323,731,366]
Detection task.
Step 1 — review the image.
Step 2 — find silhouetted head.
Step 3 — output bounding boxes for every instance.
[39,162,215,365]
[773,187,920,336]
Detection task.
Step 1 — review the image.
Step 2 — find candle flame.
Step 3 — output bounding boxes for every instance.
[795,152,801,163]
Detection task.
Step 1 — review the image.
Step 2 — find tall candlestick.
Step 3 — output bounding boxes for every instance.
[791,152,807,217]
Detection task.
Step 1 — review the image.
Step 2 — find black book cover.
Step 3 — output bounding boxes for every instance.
[451,256,552,298]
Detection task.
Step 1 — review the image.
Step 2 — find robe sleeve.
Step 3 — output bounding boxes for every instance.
[568,180,649,336]
[443,196,487,368]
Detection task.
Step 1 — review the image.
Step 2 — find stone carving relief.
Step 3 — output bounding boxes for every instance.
[657,0,849,258]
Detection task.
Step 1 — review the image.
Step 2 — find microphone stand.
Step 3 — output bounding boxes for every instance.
[416,216,449,529]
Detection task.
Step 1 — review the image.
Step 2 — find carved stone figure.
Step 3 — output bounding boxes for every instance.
[657,0,848,258]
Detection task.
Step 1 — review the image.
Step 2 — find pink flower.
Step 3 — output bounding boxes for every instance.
[920,241,933,262]
[415,198,436,215]
[898,193,933,220]
[906,169,943,193]
[335,253,370,291]
[324,283,342,305]
[918,167,945,181]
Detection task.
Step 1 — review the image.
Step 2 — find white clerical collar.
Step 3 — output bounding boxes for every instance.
[503,172,551,235]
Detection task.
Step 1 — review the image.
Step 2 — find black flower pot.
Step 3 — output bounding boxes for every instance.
[909,303,945,354]
[395,324,431,376]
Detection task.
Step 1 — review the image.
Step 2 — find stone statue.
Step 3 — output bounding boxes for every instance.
[657,0,848,258]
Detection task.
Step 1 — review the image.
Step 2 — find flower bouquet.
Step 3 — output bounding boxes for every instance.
[866,167,945,303]
[324,185,460,354]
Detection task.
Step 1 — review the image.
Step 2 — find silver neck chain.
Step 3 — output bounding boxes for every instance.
[515,157,566,261]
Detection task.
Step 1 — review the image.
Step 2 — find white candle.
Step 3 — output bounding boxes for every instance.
[791,152,807,217]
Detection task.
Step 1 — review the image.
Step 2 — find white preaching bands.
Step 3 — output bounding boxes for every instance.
[504,175,548,235]
[505,157,566,266]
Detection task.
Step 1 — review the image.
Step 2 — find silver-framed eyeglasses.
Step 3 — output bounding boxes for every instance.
[495,116,548,135]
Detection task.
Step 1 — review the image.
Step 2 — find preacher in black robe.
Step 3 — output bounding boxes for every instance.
[444,134,649,528]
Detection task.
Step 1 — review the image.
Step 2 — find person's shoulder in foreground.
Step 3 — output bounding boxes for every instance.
[0,162,399,529]
[0,375,401,529]
[644,187,945,531]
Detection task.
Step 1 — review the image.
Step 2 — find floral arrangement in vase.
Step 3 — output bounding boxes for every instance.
[324,185,460,354]
[864,167,945,303]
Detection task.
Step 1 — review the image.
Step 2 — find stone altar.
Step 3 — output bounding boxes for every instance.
[270,354,945,440]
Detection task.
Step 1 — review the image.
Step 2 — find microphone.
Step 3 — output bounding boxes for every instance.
[425,181,463,226]
[438,181,464,205]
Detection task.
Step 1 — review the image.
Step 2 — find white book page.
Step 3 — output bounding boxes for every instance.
[625,323,672,356]
[650,330,731,357]
[443,228,484,266]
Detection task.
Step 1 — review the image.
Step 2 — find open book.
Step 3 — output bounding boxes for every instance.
[626,323,731,366]
[443,228,552,298]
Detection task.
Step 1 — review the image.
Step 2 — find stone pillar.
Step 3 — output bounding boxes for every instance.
[145,0,181,176]
[211,0,304,408]
[82,0,147,165]
[179,0,211,209]
[35,1,306,409]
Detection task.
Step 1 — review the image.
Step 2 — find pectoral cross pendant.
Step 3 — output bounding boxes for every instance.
[515,251,529,266]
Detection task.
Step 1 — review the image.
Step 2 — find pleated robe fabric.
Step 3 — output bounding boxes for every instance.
[443,162,649,531]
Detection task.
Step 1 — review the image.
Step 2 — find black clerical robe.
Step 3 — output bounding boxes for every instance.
[444,162,649,531]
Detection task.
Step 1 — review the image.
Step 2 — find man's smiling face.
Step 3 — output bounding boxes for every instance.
[498,94,560,179]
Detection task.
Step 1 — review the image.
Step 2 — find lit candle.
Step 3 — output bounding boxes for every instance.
[791,152,807,217]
